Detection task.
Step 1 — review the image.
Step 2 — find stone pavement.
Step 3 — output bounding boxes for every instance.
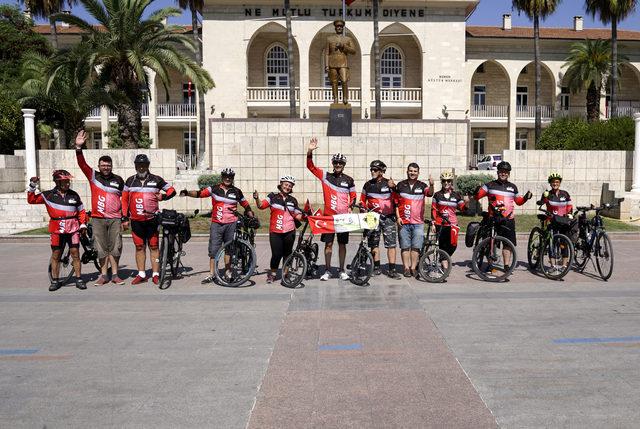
[1,238,639,428]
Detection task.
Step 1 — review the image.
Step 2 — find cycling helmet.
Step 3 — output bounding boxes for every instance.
[548,172,563,183]
[332,153,347,164]
[52,169,73,181]
[369,160,386,170]
[280,175,296,185]
[221,167,235,177]
[496,161,511,172]
[134,154,150,164]
[440,171,455,181]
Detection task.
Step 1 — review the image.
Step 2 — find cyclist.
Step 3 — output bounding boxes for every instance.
[431,171,467,264]
[74,130,126,286]
[360,160,400,279]
[253,176,304,284]
[540,172,574,267]
[27,171,88,291]
[474,161,532,270]
[180,168,255,284]
[394,163,434,277]
[122,154,176,285]
[307,137,356,281]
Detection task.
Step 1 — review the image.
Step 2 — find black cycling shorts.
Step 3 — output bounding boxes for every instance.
[321,232,349,245]
[496,218,517,246]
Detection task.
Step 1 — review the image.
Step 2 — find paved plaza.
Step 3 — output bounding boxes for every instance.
[1,237,639,428]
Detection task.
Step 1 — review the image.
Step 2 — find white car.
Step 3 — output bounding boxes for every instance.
[476,154,503,170]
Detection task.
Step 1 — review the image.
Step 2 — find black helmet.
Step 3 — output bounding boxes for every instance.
[496,161,511,172]
[134,154,150,164]
[369,160,386,170]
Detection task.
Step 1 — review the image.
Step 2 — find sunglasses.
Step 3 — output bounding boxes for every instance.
[442,180,453,183]
[333,162,345,166]
[370,168,381,172]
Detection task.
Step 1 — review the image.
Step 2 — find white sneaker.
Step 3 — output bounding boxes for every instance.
[339,271,350,281]
[320,271,332,281]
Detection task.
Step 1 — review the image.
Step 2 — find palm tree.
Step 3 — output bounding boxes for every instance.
[284,0,296,117]
[51,0,214,148]
[512,0,561,147]
[585,0,638,118]
[176,0,206,163]
[372,0,381,119]
[21,0,76,49]
[562,39,611,122]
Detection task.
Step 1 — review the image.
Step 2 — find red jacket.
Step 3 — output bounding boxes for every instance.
[200,184,251,224]
[475,180,526,219]
[394,179,434,225]
[76,149,124,219]
[431,190,465,226]
[307,155,356,216]
[27,187,87,234]
[257,192,301,233]
[122,173,175,221]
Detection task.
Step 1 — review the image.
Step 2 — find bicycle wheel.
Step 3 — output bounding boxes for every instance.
[572,235,589,272]
[49,246,75,286]
[595,232,614,281]
[214,239,256,287]
[526,227,543,271]
[172,240,183,279]
[349,248,373,286]
[281,251,307,289]
[158,235,172,290]
[418,247,451,283]
[472,236,517,282]
[540,234,574,281]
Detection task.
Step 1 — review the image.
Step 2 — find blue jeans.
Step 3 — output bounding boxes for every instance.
[398,223,424,250]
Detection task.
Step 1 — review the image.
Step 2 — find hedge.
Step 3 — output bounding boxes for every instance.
[538,116,634,150]
[197,173,222,189]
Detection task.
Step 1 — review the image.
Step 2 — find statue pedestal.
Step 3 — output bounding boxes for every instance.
[327,104,352,136]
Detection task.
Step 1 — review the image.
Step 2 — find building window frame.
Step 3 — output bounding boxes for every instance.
[560,86,570,111]
[380,44,404,89]
[264,43,289,87]
[92,131,102,149]
[473,85,486,106]
[516,129,528,150]
[472,131,486,156]
[516,86,529,107]
[182,82,196,104]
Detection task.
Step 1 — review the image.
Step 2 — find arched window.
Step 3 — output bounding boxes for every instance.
[266,44,289,87]
[381,46,403,88]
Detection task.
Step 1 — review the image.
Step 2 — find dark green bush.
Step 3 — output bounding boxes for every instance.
[197,173,221,190]
[539,116,634,150]
[455,173,494,196]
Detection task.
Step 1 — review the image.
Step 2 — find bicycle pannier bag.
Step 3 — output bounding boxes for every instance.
[179,217,191,243]
[465,222,480,248]
[160,209,179,227]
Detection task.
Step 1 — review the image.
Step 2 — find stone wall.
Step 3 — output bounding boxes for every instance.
[0,155,26,193]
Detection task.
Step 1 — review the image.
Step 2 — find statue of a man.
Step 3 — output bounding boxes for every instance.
[325,19,356,105]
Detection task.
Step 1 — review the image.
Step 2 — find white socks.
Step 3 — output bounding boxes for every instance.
[138,271,146,278]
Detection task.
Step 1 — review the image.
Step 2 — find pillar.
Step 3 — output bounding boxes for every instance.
[22,108,37,183]
[100,106,109,148]
[508,79,518,150]
[631,113,640,194]
[146,68,159,148]
[361,51,371,119]
[299,43,310,119]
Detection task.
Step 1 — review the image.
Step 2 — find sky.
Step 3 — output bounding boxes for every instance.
[2,0,639,30]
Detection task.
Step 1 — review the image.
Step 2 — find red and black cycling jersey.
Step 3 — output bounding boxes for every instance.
[76,149,124,219]
[27,187,87,234]
[475,179,526,220]
[394,179,434,225]
[122,173,176,221]
[541,189,573,217]
[431,190,465,226]
[360,178,395,216]
[200,184,251,224]
[307,156,356,216]
[257,192,301,233]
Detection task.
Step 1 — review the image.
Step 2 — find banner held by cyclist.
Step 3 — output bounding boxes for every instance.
[75,130,126,286]
[28,171,88,291]
[180,167,255,284]
[122,154,176,285]
[431,171,468,265]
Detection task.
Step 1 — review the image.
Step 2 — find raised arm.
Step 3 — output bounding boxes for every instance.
[306,137,324,180]
[74,130,93,180]
[26,177,44,204]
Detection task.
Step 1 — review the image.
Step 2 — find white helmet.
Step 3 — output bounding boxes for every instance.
[280,175,296,185]
[332,153,347,164]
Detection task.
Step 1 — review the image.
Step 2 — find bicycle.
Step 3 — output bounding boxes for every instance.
[214,209,259,287]
[154,209,195,290]
[347,206,379,286]
[572,203,616,281]
[527,205,574,280]
[280,215,320,289]
[469,203,518,282]
[417,214,453,283]
[48,210,100,285]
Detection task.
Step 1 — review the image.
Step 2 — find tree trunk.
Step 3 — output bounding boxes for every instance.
[586,82,599,123]
[192,7,206,166]
[534,13,541,147]
[117,104,142,149]
[610,18,618,118]
[373,0,381,119]
[49,18,58,50]
[285,0,296,118]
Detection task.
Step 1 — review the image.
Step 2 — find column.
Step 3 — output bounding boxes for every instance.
[298,43,310,119]
[360,51,371,119]
[632,113,640,193]
[100,106,109,148]
[146,68,159,148]
[22,109,37,183]
[508,80,518,150]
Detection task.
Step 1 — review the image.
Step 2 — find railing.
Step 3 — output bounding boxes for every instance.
[614,106,640,118]
[555,107,587,119]
[141,104,149,117]
[87,107,117,118]
[370,88,422,103]
[157,103,196,117]
[516,105,553,118]
[470,105,508,118]
[247,87,300,102]
[309,87,361,102]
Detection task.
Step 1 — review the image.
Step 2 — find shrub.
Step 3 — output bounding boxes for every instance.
[197,173,221,190]
[455,173,494,196]
[539,116,634,150]
[538,117,588,150]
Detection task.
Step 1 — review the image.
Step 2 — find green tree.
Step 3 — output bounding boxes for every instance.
[21,0,76,49]
[585,0,638,118]
[512,0,562,147]
[51,0,214,148]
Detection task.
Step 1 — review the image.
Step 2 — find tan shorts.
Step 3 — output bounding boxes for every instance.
[91,218,123,259]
